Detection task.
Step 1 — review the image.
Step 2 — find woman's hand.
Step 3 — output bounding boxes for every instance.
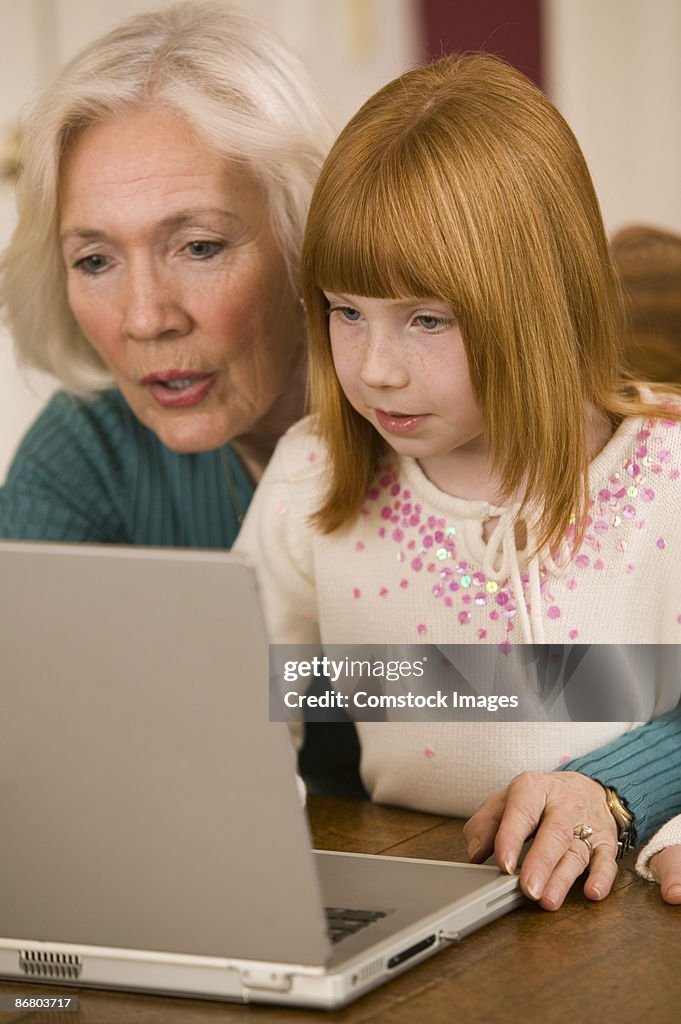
[463,770,619,911]
[649,847,681,905]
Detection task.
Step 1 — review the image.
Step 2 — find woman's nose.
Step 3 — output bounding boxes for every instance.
[121,263,192,341]
[359,333,409,390]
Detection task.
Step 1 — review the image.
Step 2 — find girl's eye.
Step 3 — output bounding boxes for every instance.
[329,305,362,322]
[186,240,223,259]
[415,314,453,331]
[74,253,109,276]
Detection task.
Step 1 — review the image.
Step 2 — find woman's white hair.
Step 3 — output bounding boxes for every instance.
[0,1,334,392]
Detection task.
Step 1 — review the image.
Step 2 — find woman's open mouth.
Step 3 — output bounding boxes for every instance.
[142,372,216,408]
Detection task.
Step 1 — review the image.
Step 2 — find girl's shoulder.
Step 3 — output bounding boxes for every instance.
[588,397,681,538]
[592,395,681,473]
[267,414,329,482]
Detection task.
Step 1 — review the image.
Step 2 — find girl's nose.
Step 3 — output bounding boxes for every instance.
[359,332,409,390]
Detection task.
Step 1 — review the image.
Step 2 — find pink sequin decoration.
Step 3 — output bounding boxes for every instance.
[361,415,680,644]
[424,747,436,759]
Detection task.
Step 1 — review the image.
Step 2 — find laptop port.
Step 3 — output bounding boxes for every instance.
[387,934,436,969]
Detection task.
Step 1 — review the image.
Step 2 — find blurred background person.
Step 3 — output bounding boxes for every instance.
[613,224,681,383]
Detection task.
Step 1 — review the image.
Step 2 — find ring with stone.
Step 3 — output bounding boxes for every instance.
[572,823,594,859]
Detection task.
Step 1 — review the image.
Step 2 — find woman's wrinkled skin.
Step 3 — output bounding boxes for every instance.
[465,770,681,907]
[60,107,304,479]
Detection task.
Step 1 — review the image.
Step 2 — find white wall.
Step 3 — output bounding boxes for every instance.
[544,0,681,235]
[0,2,59,479]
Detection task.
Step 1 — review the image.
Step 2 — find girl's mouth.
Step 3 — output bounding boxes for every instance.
[375,409,428,434]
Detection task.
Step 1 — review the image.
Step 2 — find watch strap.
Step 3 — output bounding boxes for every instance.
[602,784,637,859]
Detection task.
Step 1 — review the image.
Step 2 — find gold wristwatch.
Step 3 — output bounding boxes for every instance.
[602,785,636,859]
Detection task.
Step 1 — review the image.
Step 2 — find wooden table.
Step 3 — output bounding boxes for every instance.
[0,796,678,1023]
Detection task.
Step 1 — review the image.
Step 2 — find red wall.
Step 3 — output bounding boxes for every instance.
[419,0,543,88]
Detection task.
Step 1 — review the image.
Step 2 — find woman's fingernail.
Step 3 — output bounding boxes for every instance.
[467,839,480,859]
[526,873,543,900]
[542,889,559,910]
[503,855,516,874]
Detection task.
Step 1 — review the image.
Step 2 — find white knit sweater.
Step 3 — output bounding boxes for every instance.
[235,411,681,869]
[637,815,681,880]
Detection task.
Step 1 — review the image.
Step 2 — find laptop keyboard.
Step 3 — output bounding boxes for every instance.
[325,907,386,944]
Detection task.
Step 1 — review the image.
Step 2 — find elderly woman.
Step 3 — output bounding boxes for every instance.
[0,2,679,909]
[0,1,332,544]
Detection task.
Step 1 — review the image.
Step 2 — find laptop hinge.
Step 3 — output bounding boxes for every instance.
[239,967,293,993]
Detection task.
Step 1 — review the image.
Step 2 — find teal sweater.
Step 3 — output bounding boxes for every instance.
[1,389,679,840]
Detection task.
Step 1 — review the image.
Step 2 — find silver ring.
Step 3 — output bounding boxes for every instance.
[572,823,594,859]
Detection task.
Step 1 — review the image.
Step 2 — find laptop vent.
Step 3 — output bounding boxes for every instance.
[19,950,82,980]
[355,957,384,985]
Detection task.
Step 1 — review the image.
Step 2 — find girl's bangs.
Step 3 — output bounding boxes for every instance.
[308,156,462,305]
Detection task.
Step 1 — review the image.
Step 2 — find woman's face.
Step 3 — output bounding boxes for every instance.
[60,107,303,455]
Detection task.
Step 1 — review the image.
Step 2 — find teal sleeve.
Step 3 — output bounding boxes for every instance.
[556,707,681,842]
[0,392,127,541]
[0,390,252,547]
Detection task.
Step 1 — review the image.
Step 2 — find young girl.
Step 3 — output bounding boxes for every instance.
[235,54,681,900]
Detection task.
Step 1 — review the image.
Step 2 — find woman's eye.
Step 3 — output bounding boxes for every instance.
[186,240,223,259]
[74,254,109,275]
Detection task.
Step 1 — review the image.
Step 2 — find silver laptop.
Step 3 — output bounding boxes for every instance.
[0,541,522,1009]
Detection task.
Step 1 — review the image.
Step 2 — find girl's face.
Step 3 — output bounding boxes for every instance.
[325,293,488,488]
